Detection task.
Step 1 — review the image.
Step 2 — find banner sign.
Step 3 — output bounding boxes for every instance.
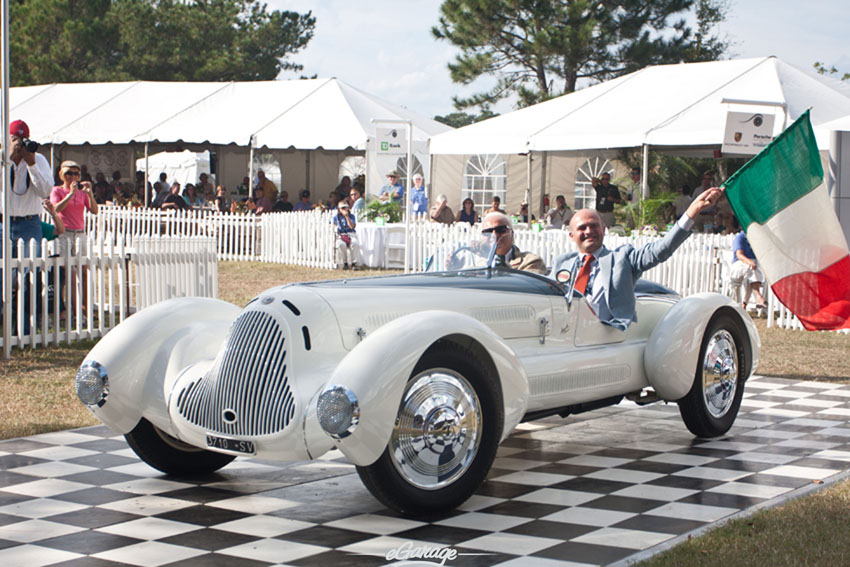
[722,111,776,155]
[376,127,407,155]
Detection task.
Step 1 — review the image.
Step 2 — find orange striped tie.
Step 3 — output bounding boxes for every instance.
[573,255,593,294]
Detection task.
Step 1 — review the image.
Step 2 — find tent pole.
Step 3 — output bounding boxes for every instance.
[144,143,149,206]
[641,144,650,200]
[526,152,532,218]
[405,120,411,274]
[248,136,254,195]
[1,0,10,358]
[539,151,548,219]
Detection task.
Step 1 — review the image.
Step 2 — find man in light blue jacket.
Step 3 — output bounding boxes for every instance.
[550,187,723,331]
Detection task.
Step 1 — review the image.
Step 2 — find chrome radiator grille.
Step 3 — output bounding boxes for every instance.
[176,310,296,437]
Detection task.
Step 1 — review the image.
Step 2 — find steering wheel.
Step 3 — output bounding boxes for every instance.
[446,246,476,270]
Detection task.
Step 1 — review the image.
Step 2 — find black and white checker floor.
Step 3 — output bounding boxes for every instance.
[2,375,850,567]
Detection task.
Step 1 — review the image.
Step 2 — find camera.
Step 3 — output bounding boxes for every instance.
[22,138,39,152]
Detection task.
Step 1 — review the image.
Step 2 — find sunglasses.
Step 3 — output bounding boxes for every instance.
[64,170,81,176]
[482,225,510,235]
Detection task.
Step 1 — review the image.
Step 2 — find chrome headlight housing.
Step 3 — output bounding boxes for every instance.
[76,360,109,407]
[317,385,359,439]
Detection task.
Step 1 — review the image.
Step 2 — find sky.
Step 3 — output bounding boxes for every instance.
[268,0,850,120]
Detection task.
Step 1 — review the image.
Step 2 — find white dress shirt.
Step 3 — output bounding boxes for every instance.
[9,153,53,217]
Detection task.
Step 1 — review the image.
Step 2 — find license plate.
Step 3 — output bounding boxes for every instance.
[206,434,256,455]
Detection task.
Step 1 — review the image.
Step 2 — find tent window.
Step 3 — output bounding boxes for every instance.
[575,156,613,210]
[463,154,506,217]
[395,156,424,189]
[252,154,282,191]
[338,156,366,186]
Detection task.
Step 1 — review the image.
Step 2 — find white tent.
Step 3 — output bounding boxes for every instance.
[136,150,210,188]
[10,78,449,149]
[9,78,451,196]
[430,57,850,155]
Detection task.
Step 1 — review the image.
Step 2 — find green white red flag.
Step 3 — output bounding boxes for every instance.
[722,109,850,331]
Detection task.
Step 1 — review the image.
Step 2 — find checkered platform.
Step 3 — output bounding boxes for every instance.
[2,375,850,567]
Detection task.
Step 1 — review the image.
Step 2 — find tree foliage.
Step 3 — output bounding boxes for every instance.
[434,108,499,128]
[9,0,315,86]
[432,0,729,110]
[814,61,850,82]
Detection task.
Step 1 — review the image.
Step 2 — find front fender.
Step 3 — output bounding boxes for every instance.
[82,297,242,434]
[644,293,759,401]
[306,310,529,466]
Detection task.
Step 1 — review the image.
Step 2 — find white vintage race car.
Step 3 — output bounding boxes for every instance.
[76,237,759,516]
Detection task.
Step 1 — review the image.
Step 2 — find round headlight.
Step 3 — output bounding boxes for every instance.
[76,360,109,407]
[317,385,359,439]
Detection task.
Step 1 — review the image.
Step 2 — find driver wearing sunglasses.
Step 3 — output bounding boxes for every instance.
[480,212,546,274]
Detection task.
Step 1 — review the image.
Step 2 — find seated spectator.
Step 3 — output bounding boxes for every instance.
[516,202,535,223]
[161,182,189,211]
[332,201,359,270]
[481,212,546,274]
[730,227,767,312]
[135,170,150,199]
[545,195,572,229]
[40,198,65,240]
[80,164,92,183]
[335,175,352,201]
[110,170,123,198]
[237,176,251,196]
[93,172,112,204]
[672,184,693,218]
[457,197,478,225]
[349,187,365,213]
[273,190,294,212]
[430,194,454,224]
[327,192,340,211]
[151,181,169,208]
[294,189,313,211]
[253,188,273,215]
[255,169,278,203]
[198,173,214,200]
[182,183,205,208]
[213,186,229,213]
[484,195,505,215]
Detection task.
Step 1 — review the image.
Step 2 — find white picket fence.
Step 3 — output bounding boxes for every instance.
[1,235,217,351]
[83,205,813,331]
[89,207,259,261]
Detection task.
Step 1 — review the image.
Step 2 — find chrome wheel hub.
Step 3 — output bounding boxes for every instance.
[390,370,481,490]
[702,330,739,418]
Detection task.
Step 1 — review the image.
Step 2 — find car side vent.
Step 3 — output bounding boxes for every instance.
[175,310,296,437]
[282,300,300,316]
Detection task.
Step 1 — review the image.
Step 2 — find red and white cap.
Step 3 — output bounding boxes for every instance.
[10,119,29,138]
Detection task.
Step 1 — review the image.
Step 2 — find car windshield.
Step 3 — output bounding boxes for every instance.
[425,233,501,273]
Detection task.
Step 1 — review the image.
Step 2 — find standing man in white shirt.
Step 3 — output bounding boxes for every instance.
[7,120,54,257]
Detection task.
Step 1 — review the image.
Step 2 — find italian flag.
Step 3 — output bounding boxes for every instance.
[723,110,850,331]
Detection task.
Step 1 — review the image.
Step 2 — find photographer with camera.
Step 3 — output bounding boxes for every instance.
[6,120,53,257]
[51,160,98,325]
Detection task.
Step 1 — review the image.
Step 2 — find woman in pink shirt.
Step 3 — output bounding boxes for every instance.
[51,160,98,324]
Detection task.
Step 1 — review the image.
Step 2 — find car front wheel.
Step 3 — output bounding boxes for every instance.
[678,312,748,437]
[356,343,503,515]
[125,418,235,476]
